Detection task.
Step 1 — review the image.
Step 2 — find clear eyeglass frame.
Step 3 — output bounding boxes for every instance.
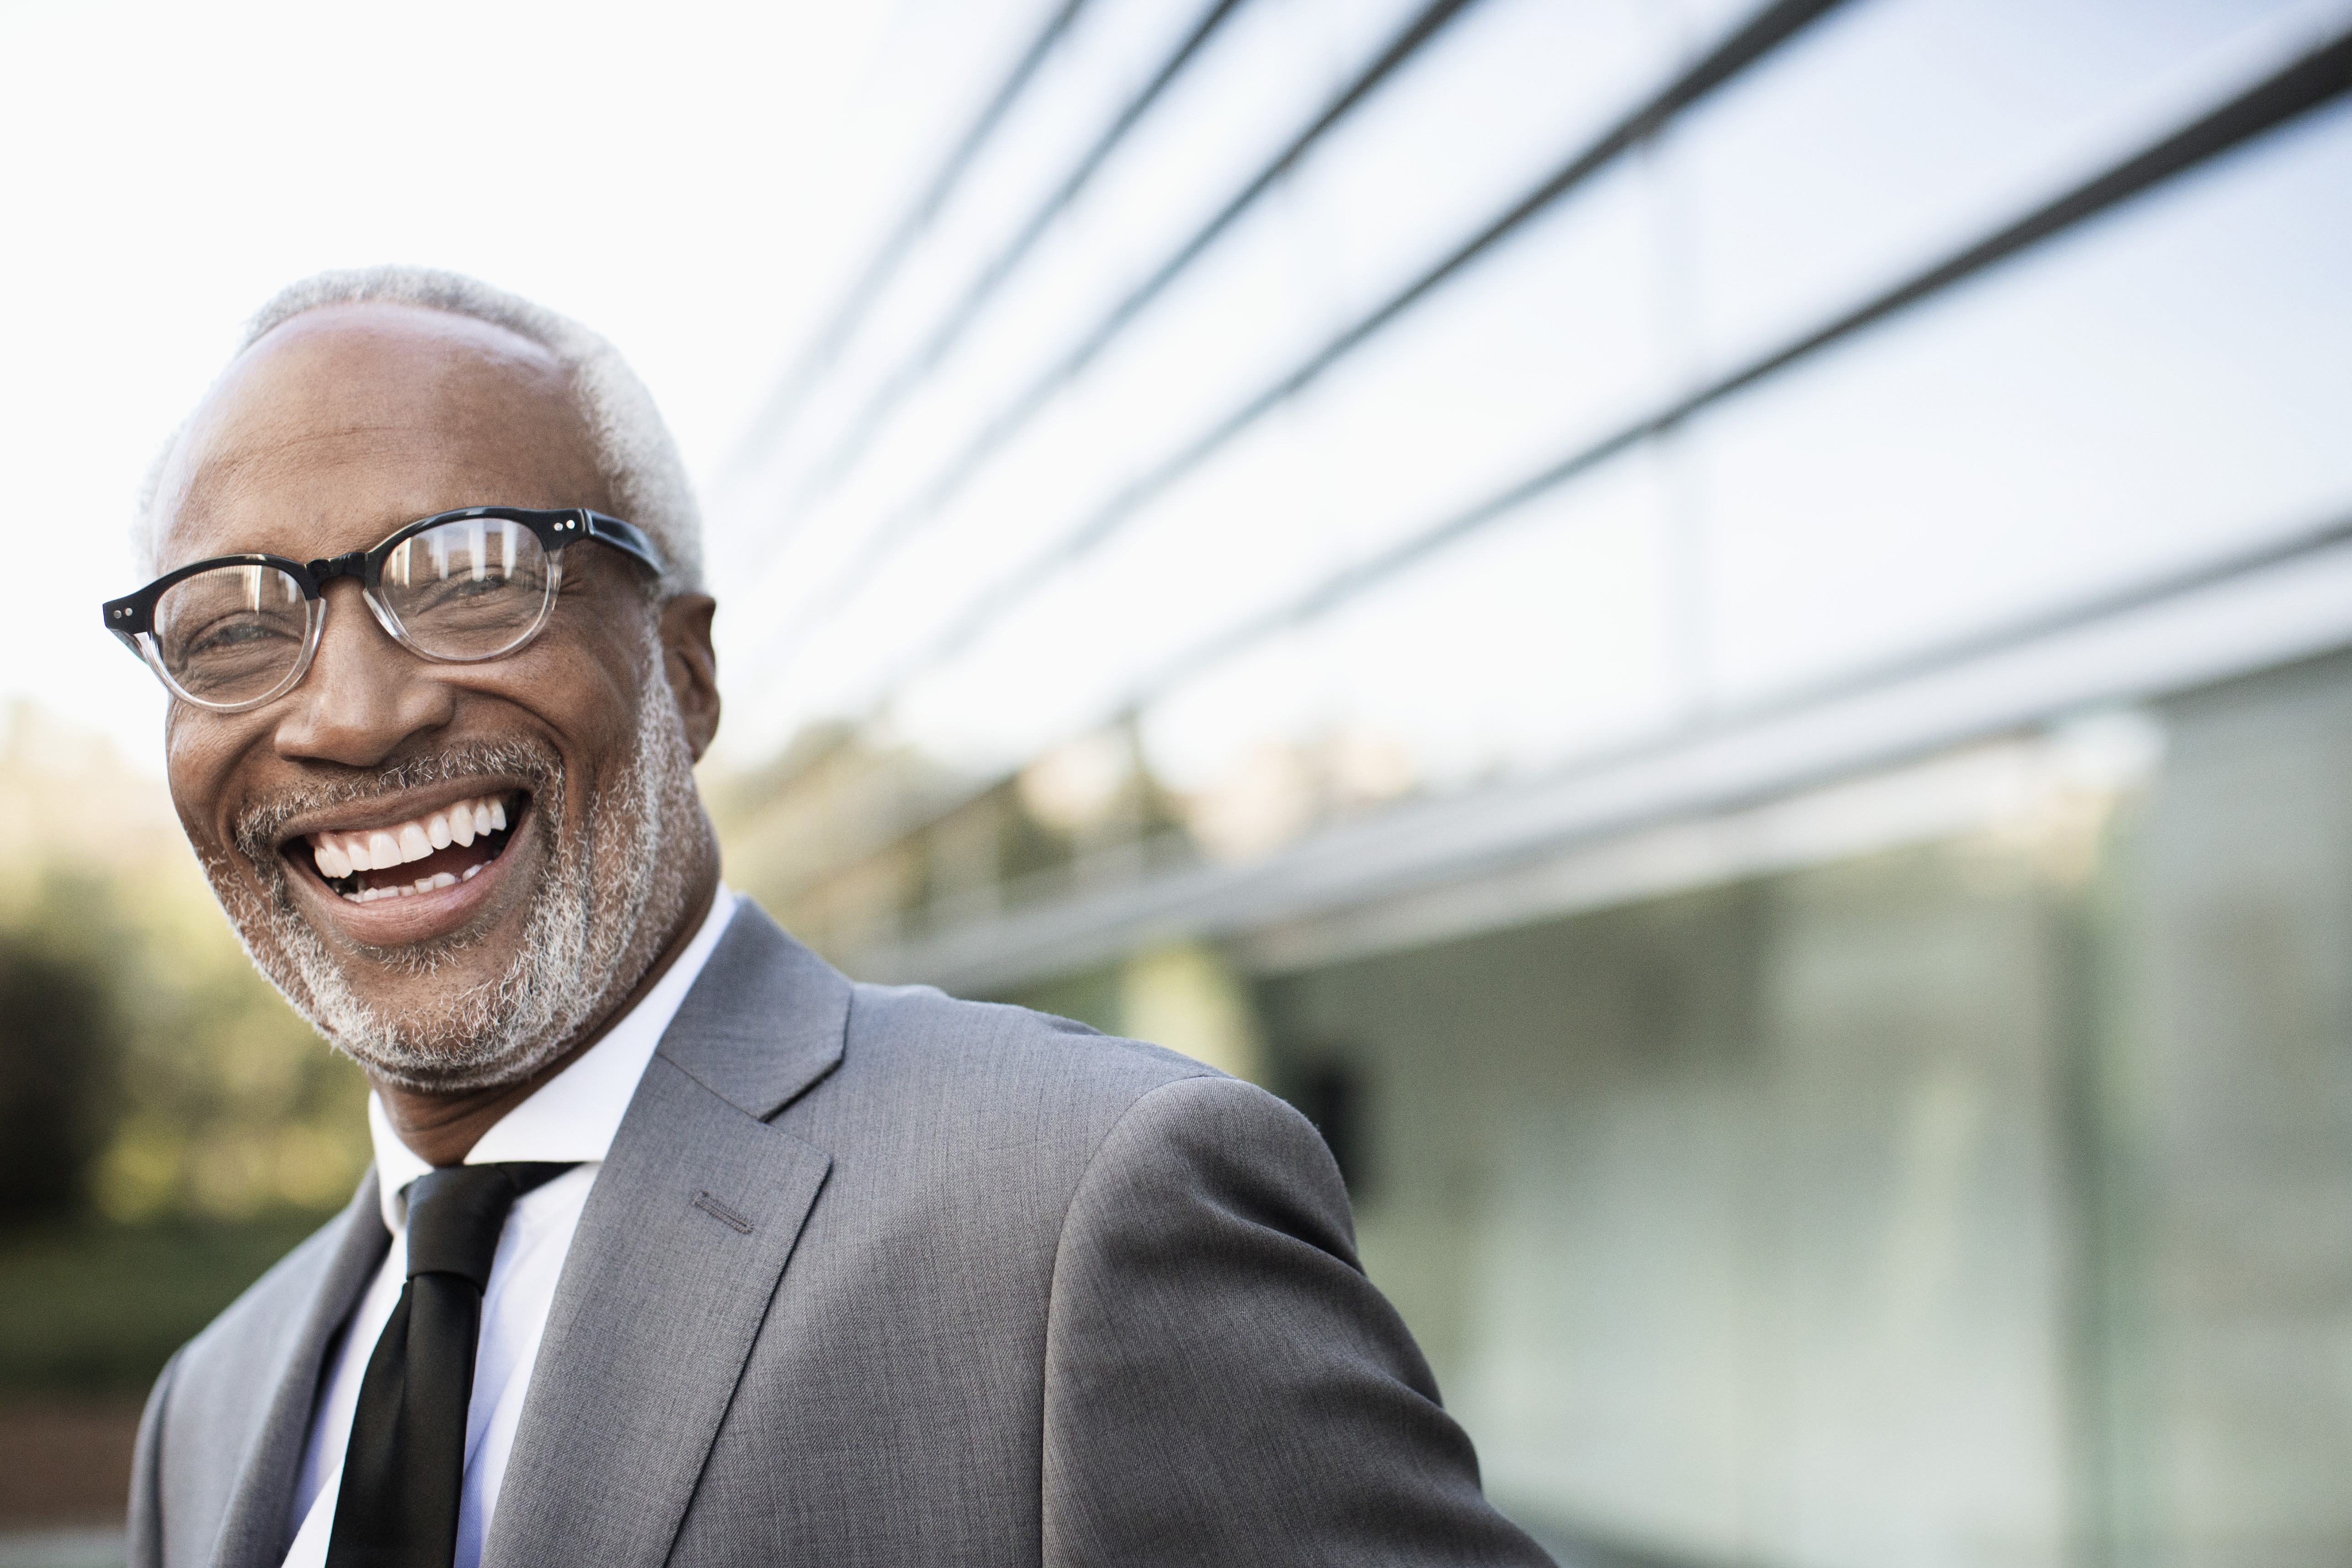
[100,507,665,714]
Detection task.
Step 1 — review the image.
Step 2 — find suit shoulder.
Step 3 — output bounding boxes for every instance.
[150,1204,374,1493]
[169,1207,362,1399]
[784,980,1231,1159]
[846,981,1216,1097]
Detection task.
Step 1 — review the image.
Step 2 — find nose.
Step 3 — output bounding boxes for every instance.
[271,580,456,766]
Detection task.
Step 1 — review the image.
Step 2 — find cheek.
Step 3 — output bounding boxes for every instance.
[558,694,648,815]
[520,607,659,795]
[164,711,258,857]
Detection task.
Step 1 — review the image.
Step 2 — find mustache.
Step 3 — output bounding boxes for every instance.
[231,739,561,866]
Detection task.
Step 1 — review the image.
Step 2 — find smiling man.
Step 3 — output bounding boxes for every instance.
[113,269,1551,1568]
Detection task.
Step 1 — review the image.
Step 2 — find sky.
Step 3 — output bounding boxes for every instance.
[6,0,2349,813]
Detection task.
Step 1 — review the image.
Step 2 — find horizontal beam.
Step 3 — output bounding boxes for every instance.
[1105,23,2352,723]
[825,0,1854,686]
[854,510,2352,991]
[782,0,1256,523]
[720,0,1093,489]
[756,0,1492,670]
[755,23,2352,899]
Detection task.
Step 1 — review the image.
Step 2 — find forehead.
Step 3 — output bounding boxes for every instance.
[155,304,607,569]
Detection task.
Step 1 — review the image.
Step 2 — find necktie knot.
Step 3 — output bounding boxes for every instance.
[403,1162,575,1291]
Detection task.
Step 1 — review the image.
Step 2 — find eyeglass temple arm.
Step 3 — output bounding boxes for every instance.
[579,511,665,576]
[102,593,151,648]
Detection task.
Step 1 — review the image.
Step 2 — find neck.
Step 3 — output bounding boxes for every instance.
[372,866,721,1167]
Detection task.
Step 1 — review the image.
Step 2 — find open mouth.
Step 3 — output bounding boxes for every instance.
[298,791,526,903]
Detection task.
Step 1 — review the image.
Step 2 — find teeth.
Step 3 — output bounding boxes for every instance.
[309,793,511,890]
[462,863,483,881]
[431,872,456,890]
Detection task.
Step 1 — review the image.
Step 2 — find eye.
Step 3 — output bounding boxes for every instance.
[185,617,299,654]
[403,574,517,609]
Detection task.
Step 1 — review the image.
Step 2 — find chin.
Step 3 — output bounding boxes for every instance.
[208,677,705,1092]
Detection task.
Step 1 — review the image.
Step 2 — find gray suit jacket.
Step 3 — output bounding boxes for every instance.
[129,903,1549,1566]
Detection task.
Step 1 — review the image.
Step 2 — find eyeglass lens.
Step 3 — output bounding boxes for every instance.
[376,517,553,656]
[151,564,309,705]
[149,518,555,705]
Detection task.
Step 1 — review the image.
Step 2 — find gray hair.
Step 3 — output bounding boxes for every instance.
[138,265,702,597]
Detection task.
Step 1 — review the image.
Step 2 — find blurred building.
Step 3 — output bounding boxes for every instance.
[709,1,2352,1563]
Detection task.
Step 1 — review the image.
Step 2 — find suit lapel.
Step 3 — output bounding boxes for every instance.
[644,901,850,1121]
[208,1174,390,1568]
[483,903,850,1568]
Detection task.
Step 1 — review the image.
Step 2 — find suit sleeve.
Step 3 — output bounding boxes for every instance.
[1039,1074,1553,1567]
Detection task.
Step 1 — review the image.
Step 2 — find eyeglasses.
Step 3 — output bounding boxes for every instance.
[102,507,664,713]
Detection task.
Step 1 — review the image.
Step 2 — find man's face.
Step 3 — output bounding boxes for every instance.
[154,303,708,1090]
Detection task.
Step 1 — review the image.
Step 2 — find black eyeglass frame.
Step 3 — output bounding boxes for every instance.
[100,506,665,713]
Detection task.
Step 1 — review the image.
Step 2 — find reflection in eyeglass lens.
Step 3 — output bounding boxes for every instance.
[154,564,309,702]
[378,518,552,658]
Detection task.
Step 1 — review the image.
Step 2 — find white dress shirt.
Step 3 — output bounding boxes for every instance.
[282,887,738,1568]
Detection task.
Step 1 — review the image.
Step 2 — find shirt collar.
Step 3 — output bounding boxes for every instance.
[369,885,739,1232]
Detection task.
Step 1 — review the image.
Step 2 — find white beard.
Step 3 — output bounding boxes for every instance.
[208,639,705,1092]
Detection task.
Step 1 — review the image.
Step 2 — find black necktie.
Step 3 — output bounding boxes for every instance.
[326,1162,575,1568]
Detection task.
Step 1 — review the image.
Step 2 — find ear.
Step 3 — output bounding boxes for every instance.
[658,594,722,761]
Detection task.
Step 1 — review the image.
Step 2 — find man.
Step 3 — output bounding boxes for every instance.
[113,268,1551,1568]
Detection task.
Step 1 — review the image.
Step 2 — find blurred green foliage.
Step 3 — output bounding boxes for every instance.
[0,906,115,1225]
[0,1217,333,1394]
[0,703,370,1395]
[79,868,370,1226]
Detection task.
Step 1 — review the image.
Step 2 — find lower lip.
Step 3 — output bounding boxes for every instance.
[292,804,529,945]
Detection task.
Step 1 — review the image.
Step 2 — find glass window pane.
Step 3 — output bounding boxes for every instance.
[1688,97,2352,704]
